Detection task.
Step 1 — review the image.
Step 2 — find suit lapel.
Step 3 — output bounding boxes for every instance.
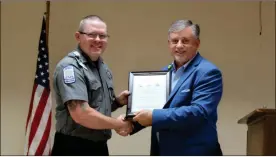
[164,53,202,108]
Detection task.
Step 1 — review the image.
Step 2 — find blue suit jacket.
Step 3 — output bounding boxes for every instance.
[131,53,223,156]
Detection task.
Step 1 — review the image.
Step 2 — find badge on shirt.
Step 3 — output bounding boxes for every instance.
[106,70,112,79]
[63,65,75,84]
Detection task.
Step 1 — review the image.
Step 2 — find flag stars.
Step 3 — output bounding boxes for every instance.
[34,19,50,89]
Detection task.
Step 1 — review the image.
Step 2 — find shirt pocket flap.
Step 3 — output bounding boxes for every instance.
[89,80,101,91]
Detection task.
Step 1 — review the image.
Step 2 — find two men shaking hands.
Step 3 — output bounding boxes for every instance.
[113,90,153,137]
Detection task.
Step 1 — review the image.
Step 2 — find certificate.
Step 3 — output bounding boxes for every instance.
[125,71,171,119]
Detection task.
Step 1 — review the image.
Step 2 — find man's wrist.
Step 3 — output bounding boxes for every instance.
[114,119,124,129]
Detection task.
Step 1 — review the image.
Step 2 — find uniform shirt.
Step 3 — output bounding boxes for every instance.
[53,46,121,142]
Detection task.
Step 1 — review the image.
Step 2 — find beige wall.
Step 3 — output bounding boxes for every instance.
[1,1,275,155]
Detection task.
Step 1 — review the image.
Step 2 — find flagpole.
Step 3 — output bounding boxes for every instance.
[45,2,53,154]
[45,1,50,45]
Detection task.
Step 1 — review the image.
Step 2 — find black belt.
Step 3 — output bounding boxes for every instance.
[54,132,107,144]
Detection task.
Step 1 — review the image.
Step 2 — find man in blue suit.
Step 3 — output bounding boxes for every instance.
[118,19,223,155]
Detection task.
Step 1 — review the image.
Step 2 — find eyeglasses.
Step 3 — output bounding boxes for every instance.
[79,31,110,40]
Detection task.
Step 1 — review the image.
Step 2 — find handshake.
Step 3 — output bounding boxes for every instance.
[114,90,153,136]
[114,109,153,136]
[114,114,133,136]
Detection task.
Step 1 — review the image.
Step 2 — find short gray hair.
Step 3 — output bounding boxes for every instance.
[168,20,200,39]
[78,15,105,32]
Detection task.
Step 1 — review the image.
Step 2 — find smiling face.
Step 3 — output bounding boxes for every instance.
[75,19,108,61]
[168,26,200,68]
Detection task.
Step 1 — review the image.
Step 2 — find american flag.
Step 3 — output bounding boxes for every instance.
[24,15,52,155]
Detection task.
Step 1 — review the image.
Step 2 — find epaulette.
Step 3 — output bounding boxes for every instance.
[73,51,81,58]
[72,51,88,70]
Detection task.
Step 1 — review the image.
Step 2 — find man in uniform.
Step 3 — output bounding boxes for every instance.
[51,15,132,156]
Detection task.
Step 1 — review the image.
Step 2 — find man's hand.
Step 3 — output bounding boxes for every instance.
[133,110,153,127]
[116,90,130,106]
[115,114,133,136]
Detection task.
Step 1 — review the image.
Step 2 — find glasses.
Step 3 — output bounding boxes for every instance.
[79,31,110,40]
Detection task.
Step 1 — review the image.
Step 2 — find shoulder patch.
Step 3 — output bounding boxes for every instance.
[63,65,75,84]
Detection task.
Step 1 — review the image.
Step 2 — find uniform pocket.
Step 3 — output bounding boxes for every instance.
[90,81,101,90]
[106,79,116,102]
[88,80,102,108]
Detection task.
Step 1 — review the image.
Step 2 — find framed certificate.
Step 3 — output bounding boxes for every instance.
[125,71,171,120]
